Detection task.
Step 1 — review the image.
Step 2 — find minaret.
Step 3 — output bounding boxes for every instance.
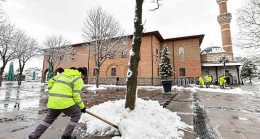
[216,0,233,60]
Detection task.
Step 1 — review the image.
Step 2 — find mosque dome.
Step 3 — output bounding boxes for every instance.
[201,46,226,55]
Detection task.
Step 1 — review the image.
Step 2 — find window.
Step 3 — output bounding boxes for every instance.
[111,68,116,76]
[93,68,98,76]
[179,68,186,76]
[71,53,76,61]
[45,55,50,60]
[122,50,126,58]
[107,51,114,59]
[225,70,229,75]
[179,47,184,55]
[156,49,159,57]
[60,56,65,62]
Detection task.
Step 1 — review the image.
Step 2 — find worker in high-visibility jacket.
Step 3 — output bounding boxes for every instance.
[219,75,226,89]
[204,74,213,88]
[29,67,87,139]
[198,76,204,88]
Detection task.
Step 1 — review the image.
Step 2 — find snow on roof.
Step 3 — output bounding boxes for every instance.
[201,62,243,67]
[201,46,226,54]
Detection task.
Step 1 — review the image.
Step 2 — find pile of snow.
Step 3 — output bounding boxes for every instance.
[79,98,189,139]
[84,84,162,91]
[86,85,107,91]
[187,85,252,95]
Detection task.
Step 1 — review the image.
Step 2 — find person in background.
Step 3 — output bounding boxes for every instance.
[116,77,119,85]
[204,73,212,88]
[29,67,87,139]
[219,75,226,89]
[198,76,204,88]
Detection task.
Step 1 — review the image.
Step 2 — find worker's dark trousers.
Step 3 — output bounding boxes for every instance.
[30,104,81,139]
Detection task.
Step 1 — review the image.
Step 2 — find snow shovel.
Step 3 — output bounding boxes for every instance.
[85,110,119,129]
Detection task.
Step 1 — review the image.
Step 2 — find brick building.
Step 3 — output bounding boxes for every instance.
[42,0,242,86]
[42,31,204,85]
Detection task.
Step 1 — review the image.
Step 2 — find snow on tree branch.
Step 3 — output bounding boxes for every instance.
[42,34,73,72]
[237,0,260,52]
[149,0,163,11]
[82,7,128,88]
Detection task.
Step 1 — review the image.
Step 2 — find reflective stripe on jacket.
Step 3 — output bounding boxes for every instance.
[47,69,85,109]
[204,75,212,82]
[219,76,226,86]
[199,77,204,85]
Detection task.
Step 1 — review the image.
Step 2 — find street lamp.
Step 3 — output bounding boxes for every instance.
[219,53,229,76]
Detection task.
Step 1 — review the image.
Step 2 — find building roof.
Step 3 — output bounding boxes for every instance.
[70,31,205,47]
[201,46,226,55]
[164,34,205,45]
[201,62,243,67]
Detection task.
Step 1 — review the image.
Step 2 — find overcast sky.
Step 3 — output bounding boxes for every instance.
[2,0,244,70]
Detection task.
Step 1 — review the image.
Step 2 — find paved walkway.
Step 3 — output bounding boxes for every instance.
[196,91,260,139]
[0,82,260,139]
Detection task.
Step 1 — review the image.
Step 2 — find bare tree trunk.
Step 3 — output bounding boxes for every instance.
[0,71,3,87]
[95,68,100,88]
[18,64,25,86]
[125,0,144,110]
[17,61,23,85]
[18,73,22,85]
[0,65,6,86]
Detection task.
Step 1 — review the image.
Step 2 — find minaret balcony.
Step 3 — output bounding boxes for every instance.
[216,0,227,4]
[217,12,232,24]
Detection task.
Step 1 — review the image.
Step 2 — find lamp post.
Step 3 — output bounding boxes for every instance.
[87,47,90,84]
[219,53,229,76]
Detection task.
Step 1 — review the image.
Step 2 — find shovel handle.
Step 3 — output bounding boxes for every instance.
[85,110,119,129]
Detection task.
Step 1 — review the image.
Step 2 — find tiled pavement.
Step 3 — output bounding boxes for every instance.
[1,84,260,139]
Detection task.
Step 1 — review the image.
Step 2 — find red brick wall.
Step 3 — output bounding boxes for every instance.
[42,33,202,84]
[172,39,201,78]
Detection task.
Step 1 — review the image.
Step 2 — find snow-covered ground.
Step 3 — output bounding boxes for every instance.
[3,80,259,139]
[79,79,260,139]
[79,99,189,139]
[1,79,259,139]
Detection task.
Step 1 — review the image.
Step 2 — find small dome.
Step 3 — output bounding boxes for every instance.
[201,46,226,55]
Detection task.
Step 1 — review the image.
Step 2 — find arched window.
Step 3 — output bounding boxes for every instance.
[179,47,184,55]
[93,68,98,76]
[122,50,127,58]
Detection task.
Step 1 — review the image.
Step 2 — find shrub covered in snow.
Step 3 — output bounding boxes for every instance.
[159,45,173,80]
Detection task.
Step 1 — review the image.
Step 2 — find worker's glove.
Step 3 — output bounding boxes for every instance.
[81,108,86,113]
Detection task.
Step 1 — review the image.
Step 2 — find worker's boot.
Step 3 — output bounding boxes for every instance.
[28,135,36,139]
[61,135,76,139]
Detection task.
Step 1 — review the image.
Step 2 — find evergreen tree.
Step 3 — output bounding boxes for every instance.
[159,45,173,80]
[241,61,258,83]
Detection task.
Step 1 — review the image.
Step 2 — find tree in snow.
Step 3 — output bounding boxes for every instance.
[125,0,163,110]
[125,0,144,110]
[236,0,260,56]
[82,7,128,88]
[240,61,258,83]
[42,35,73,79]
[159,45,173,80]
[0,21,17,86]
[0,1,5,23]
[14,29,39,85]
